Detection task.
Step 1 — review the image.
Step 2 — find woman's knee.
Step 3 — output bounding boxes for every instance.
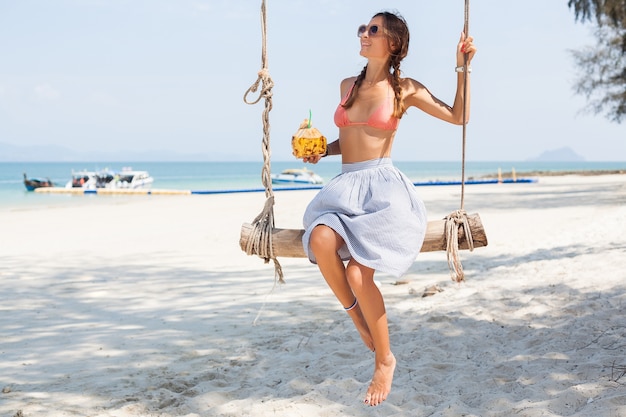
[346,260,374,288]
[309,225,340,255]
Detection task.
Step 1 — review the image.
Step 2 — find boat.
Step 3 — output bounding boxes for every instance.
[23,173,55,191]
[95,168,155,189]
[65,167,154,189]
[65,170,98,189]
[271,168,324,185]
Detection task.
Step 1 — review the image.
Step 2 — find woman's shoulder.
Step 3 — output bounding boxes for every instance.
[338,76,358,96]
[399,77,434,109]
[340,76,358,88]
[399,77,426,92]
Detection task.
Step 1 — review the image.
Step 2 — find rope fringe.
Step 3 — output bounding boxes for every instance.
[444,209,475,283]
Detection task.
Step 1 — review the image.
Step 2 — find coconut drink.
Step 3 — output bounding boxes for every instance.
[291,118,327,158]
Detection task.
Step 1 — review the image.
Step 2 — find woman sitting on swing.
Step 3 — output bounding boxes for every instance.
[301,10,477,407]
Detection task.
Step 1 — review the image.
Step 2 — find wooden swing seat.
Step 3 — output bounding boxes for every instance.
[240,213,487,258]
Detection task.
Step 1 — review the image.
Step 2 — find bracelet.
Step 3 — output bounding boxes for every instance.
[455,66,472,73]
[320,147,329,158]
[344,298,358,311]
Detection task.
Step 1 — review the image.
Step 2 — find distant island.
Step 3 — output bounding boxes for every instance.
[527,147,585,162]
[482,169,625,179]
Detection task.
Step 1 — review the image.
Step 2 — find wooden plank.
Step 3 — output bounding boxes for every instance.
[240,213,487,258]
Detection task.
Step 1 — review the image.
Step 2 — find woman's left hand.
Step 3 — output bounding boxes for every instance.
[457,32,476,66]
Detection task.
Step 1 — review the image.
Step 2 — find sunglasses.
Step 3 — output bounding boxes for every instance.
[357,24,385,38]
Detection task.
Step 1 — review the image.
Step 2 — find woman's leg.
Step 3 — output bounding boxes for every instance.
[346,259,396,407]
[309,225,374,351]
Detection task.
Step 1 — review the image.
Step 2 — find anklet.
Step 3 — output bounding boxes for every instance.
[344,298,358,311]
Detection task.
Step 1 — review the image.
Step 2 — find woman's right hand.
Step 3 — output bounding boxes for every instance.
[302,154,323,164]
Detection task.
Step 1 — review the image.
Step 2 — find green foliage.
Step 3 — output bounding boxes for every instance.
[568,0,626,29]
[568,0,626,122]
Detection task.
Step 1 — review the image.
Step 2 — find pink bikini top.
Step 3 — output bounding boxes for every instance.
[334,83,399,131]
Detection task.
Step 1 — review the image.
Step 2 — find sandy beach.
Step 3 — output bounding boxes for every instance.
[1,174,625,417]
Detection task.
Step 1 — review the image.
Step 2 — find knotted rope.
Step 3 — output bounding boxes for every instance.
[444,0,474,283]
[243,0,284,283]
[445,209,474,282]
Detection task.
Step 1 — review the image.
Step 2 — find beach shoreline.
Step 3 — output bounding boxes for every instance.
[1,174,625,417]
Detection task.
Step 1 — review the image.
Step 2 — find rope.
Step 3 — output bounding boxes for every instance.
[460,0,469,209]
[444,0,474,283]
[243,0,284,283]
[445,209,474,283]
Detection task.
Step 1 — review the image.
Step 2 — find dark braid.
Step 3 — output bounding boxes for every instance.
[342,11,410,118]
[383,11,410,118]
[389,56,405,118]
[343,65,368,108]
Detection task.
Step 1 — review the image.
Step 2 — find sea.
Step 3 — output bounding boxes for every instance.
[2,160,625,209]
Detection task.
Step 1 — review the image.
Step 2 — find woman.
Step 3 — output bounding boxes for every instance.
[301,11,476,406]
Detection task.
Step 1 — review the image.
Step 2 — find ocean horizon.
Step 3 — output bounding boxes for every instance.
[2,160,625,209]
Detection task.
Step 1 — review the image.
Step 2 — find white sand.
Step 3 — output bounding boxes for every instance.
[1,174,625,417]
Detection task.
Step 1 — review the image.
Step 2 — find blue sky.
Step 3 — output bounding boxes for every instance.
[0,0,624,161]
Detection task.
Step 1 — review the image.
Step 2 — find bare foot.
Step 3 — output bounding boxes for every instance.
[347,308,375,351]
[364,352,396,406]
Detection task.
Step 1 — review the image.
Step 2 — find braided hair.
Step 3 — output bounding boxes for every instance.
[343,11,410,119]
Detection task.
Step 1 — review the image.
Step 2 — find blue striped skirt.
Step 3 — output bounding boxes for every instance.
[302,158,427,277]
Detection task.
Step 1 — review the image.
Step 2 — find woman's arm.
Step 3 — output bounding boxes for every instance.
[302,77,354,164]
[325,139,341,157]
[404,32,476,125]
